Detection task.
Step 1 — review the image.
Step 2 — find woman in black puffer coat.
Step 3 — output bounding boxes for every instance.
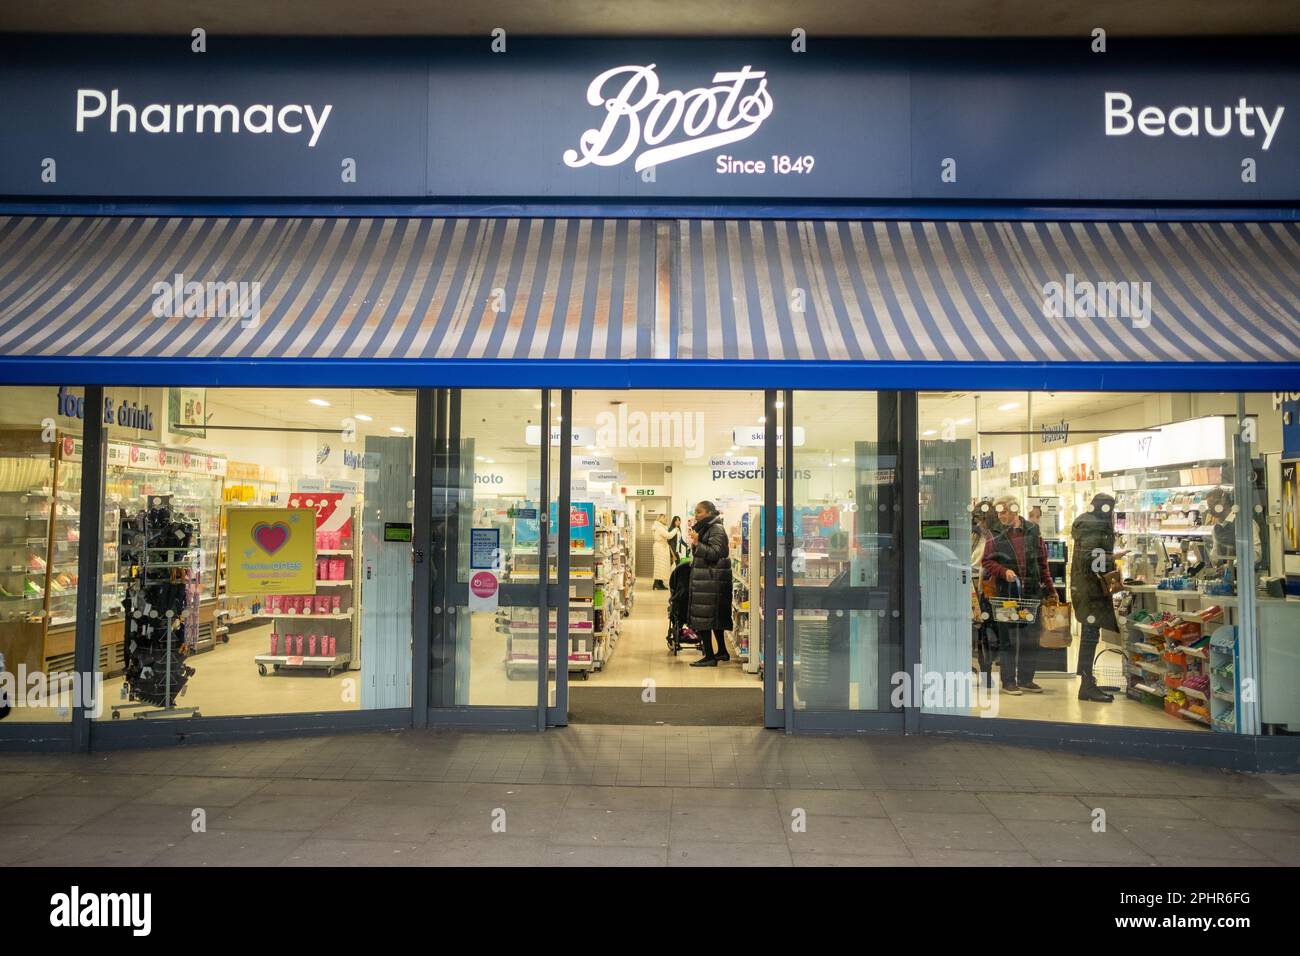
[1070,492,1121,703]
[687,500,734,666]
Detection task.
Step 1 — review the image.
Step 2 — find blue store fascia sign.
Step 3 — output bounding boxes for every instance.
[0,36,1295,202]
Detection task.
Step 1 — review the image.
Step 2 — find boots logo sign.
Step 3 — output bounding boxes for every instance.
[563,64,774,172]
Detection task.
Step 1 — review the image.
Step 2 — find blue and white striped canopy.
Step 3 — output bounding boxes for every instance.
[1,215,1297,363]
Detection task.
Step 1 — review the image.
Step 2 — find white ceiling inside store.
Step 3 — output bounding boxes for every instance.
[193,387,1191,469]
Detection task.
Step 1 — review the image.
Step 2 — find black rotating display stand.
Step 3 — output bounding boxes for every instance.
[114,495,202,719]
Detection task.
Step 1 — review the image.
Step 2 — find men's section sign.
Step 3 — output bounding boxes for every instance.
[227,508,316,595]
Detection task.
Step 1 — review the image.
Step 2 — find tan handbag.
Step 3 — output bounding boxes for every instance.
[1098,569,1125,597]
[1039,601,1073,648]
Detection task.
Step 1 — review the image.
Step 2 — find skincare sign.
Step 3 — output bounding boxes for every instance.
[227,508,316,594]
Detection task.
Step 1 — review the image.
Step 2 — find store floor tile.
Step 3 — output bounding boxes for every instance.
[151,830,313,866]
[667,842,794,866]
[279,837,427,866]
[1114,819,1270,862]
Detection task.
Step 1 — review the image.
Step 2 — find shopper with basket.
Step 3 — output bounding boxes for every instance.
[982,494,1058,695]
[1070,492,1125,703]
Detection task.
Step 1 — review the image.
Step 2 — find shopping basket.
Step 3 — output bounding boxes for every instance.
[1092,646,1127,693]
[989,579,1040,625]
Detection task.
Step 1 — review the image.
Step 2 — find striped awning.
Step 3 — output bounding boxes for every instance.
[675,220,1300,363]
[2,215,1298,364]
[0,216,657,360]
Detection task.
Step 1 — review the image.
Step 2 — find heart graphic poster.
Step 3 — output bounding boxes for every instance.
[226,507,317,595]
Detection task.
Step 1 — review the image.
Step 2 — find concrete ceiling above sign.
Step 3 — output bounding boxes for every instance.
[2,0,1297,37]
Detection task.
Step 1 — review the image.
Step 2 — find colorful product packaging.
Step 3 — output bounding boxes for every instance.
[308,635,318,656]
[270,633,279,655]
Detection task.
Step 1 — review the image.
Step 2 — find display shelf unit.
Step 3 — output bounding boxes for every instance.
[591,511,630,671]
[102,442,224,657]
[112,497,202,719]
[216,466,282,636]
[0,428,130,680]
[252,507,360,678]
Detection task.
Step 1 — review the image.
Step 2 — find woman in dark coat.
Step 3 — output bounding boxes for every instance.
[687,500,733,666]
[1069,492,1121,702]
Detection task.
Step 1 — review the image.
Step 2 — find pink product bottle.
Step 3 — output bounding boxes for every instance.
[308,635,318,657]
[326,636,336,657]
[270,633,279,655]
[331,594,341,613]
[295,635,304,656]
[316,594,331,615]
[330,559,345,581]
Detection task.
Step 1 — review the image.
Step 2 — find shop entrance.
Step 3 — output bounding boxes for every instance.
[425,388,906,732]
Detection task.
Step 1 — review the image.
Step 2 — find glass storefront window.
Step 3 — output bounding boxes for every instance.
[91,387,414,720]
[917,391,1281,734]
[0,386,93,724]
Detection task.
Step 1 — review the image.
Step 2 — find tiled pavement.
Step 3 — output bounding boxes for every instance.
[1,726,1297,866]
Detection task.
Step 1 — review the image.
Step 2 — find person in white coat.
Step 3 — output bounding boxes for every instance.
[652,515,678,590]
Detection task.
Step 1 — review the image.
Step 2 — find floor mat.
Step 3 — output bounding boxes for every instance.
[567,686,763,725]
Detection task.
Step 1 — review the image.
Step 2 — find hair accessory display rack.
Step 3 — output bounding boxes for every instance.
[113,495,202,719]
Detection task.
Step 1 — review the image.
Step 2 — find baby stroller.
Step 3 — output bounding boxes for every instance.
[666,560,702,656]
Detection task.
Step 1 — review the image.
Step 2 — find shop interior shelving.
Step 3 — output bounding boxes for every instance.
[252,505,360,678]
[215,465,283,638]
[0,428,129,680]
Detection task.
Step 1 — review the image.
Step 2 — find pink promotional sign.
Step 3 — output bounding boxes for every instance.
[469,570,499,611]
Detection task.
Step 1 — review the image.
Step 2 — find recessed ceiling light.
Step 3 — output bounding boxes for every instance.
[775,400,785,408]
[729,445,738,452]
[308,398,330,407]
[998,402,1020,412]
[475,456,485,462]
[758,416,766,423]
[532,403,542,410]
[922,429,938,437]
[389,425,406,433]
[840,458,850,463]
[484,458,494,464]
[354,413,373,422]
[585,445,597,451]
[955,417,973,426]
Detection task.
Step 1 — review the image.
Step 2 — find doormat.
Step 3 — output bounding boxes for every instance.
[567,686,763,726]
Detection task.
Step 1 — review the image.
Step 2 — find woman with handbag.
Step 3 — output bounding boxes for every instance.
[982,495,1058,695]
[1069,492,1125,703]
